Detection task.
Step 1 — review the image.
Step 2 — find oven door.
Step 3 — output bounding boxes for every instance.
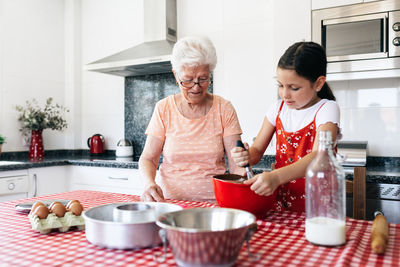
[322,13,388,62]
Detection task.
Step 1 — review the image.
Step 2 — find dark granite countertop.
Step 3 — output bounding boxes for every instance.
[253,155,400,184]
[0,157,139,171]
[0,151,399,184]
[0,150,139,171]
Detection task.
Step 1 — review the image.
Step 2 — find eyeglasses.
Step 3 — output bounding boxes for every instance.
[176,75,211,89]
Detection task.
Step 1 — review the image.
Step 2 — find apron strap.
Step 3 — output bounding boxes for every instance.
[313,101,327,120]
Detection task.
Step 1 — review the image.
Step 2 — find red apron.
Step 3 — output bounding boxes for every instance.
[274,101,326,212]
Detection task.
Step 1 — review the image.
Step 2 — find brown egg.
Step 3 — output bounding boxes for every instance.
[49,202,66,217]
[66,200,80,210]
[48,201,58,210]
[32,205,49,219]
[29,202,45,215]
[68,202,83,216]
[48,201,66,211]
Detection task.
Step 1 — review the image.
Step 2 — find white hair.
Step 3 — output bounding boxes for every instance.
[171,36,217,75]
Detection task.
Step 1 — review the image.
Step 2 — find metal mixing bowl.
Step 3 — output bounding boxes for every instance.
[83,202,182,249]
[155,208,257,267]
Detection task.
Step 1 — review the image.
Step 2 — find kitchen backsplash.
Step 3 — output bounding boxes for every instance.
[330,77,400,157]
[124,73,213,158]
[123,74,400,159]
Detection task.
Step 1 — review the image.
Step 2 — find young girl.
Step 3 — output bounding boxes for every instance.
[231,42,340,212]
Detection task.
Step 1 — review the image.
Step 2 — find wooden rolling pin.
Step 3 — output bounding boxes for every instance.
[371,211,389,254]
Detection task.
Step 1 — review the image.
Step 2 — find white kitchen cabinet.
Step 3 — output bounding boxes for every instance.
[28,166,68,197]
[67,166,144,196]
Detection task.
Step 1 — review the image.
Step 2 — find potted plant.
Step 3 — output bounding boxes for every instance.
[16,98,69,161]
[0,134,5,157]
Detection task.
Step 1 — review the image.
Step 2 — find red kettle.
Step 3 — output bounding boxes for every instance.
[87,134,105,154]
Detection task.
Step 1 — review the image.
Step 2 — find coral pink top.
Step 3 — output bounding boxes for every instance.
[145,94,242,202]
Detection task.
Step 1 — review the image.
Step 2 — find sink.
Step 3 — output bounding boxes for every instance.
[0,161,25,166]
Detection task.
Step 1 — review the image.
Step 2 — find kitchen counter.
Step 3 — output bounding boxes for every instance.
[0,151,399,183]
[0,154,139,171]
[0,190,399,266]
[254,156,400,184]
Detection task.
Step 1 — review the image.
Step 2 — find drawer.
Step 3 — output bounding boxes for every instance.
[68,166,144,194]
[69,183,143,196]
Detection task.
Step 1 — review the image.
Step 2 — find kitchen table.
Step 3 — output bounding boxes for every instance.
[0,190,399,267]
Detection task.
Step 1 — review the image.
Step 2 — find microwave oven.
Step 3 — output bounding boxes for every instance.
[312,0,400,74]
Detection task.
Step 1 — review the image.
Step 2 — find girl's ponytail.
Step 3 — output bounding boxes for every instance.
[278,42,336,101]
[318,83,335,101]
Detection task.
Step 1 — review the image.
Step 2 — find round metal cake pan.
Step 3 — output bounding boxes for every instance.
[83,202,183,249]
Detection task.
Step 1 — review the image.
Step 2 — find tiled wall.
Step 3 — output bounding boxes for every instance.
[331,77,400,157]
[125,73,177,159]
[124,74,400,158]
[124,73,213,158]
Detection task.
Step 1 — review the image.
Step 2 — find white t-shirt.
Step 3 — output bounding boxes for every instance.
[266,99,340,132]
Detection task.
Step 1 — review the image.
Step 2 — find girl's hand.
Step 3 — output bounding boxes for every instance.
[141,183,165,202]
[244,171,280,196]
[230,142,250,167]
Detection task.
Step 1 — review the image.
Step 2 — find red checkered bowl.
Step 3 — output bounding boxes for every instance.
[155,208,257,266]
[213,174,277,218]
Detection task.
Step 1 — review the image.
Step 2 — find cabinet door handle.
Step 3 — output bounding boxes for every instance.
[108,176,129,181]
[33,174,37,197]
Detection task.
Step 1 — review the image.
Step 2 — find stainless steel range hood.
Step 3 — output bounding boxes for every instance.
[85,0,177,77]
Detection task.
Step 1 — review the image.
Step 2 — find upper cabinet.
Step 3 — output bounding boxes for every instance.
[312,0,382,10]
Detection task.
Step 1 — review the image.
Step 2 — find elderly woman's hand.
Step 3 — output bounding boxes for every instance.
[230,142,250,167]
[141,183,165,202]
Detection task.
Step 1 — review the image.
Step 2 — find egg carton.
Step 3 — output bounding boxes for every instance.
[28,211,85,234]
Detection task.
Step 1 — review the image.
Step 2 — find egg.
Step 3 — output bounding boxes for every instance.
[29,202,45,215]
[66,200,80,210]
[48,201,61,211]
[32,205,49,219]
[68,202,83,216]
[48,201,65,211]
[49,202,66,217]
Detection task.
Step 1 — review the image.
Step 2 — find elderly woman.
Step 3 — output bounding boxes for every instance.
[139,36,243,202]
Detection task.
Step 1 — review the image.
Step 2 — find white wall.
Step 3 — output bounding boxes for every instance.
[80,0,279,151]
[0,0,66,151]
[331,78,400,157]
[0,0,140,152]
[80,0,143,150]
[0,0,399,157]
[178,0,276,153]
[64,0,82,150]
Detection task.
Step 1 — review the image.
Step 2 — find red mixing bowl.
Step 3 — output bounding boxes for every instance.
[213,174,277,218]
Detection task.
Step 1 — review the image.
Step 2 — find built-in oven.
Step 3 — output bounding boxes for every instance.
[312,0,400,73]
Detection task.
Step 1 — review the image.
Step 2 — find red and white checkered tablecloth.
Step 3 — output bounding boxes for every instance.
[0,190,399,267]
